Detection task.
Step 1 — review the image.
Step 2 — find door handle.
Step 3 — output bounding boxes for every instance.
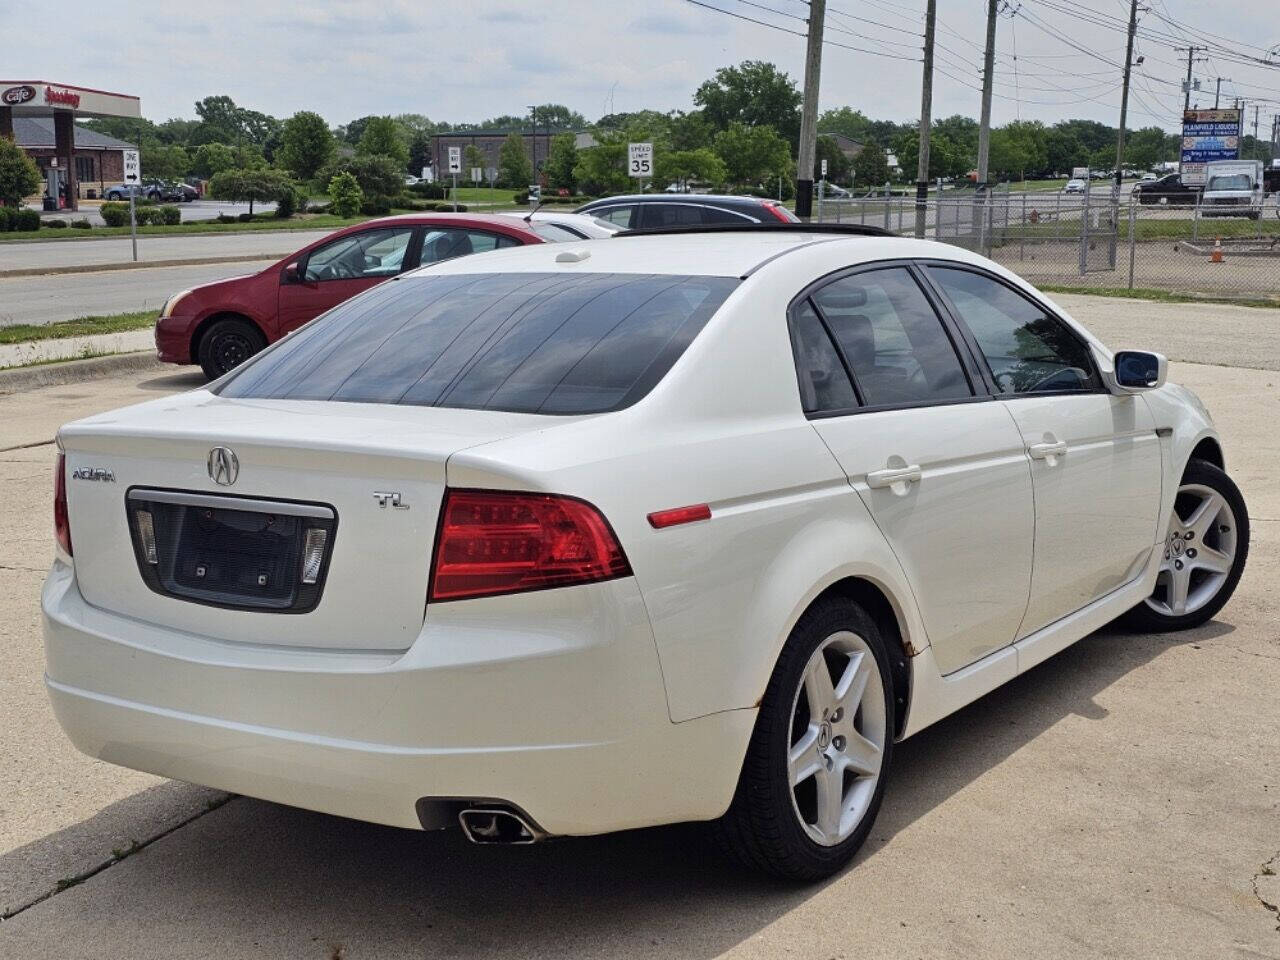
[866,465,923,489]
[1028,440,1068,460]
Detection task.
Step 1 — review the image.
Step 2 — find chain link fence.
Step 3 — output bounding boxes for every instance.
[816,189,1280,301]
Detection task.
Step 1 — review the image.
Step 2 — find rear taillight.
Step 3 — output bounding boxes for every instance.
[761,201,796,223]
[54,452,72,556]
[428,489,630,602]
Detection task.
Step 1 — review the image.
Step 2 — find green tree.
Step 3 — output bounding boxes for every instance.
[934,115,980,157]
[0,137,42,206]
[572,138,628,194]
[327,171,363,218]
[278,111,334,181]
[713,122,792,185]
[141,141,190,181]
[853,141,890,188]
[208,167,293,215]
[190,142,237,179]
[894,131,967,182]
[193,95,243,142]
[814,135,851,183]
[1125,126,1172,171]
[655,148,727,189]
[318,154,403,207]
[545,133,578,191]
[667,110,714,151]
[357,116,410,169]
[498,132,534,188]
[463,144,487,181]
[695,61,803,146]
[1044,127,1087,177]
[818,106,873,143]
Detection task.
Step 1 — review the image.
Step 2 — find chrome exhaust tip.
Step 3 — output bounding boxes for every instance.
[458,807,543,844]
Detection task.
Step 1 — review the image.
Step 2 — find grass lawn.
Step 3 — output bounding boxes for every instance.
[0,310,158,345]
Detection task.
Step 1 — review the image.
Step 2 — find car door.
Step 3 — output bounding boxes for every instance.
[925,264,1162,638]
[795,264,1035,675]
[277,226,420,335]
[637,203,754,227]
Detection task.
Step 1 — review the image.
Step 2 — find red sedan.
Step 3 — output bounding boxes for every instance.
[155,214,545,379]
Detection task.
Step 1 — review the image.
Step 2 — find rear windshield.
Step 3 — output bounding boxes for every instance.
[217,272,738,414]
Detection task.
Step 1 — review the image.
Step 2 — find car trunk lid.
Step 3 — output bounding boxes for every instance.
[60,391,569,651]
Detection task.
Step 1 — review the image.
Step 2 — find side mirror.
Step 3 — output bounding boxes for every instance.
[283,262,301,284]
[1107,350,1167,393]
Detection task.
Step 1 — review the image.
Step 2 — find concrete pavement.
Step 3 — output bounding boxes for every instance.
[0,261,272,328]
[0,229,330,273]
[0,304,1277,957]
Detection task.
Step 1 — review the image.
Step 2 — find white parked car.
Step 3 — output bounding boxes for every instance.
[1064,178,1087,194]
[44,227,1248,880]
[495,210,622,240]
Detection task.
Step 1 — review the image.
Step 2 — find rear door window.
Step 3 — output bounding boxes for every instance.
[419,229,518,265]
[218,273,739,414]
[809,267,974,407]
[592,205,637,228]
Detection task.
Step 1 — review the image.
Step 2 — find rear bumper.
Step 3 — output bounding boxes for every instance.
[42,563,753,836]
[154,316,194,364]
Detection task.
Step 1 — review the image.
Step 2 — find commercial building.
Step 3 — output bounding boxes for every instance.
[1,80,141,211]
[11,117,135,199]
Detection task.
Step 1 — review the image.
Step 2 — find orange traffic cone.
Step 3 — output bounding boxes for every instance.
[1210,237,1224,263]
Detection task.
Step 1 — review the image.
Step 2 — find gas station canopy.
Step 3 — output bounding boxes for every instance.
[1,81,140,119]
[1,81,140,212]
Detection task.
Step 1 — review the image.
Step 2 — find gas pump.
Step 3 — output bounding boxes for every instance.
[43,159,62,212]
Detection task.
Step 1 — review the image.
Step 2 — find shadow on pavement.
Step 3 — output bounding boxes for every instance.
[135,370,206,393]
[2,620,1230,958]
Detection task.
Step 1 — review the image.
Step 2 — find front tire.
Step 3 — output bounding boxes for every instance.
[714,596,894,881]
[197,317,265,381]
[1124,459,1249,632]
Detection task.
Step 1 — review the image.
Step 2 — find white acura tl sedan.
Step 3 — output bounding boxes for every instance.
[44,226,1248,880]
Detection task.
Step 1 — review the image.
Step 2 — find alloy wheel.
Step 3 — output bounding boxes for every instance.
[1145,482,1239,618]
[787,631,887,847]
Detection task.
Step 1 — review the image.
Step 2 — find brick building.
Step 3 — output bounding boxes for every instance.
[12,117,134,198]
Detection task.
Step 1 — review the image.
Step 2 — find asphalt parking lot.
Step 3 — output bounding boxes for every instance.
[0,297,1277,958]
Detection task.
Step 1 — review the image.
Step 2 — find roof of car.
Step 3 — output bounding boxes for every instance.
[406,229,984,280]
[579,194,782,206]
[339,212,543,239]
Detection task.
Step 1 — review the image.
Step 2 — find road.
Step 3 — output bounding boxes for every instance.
[0,298,1278,958]
[0,261,275,327]
[0,230,331,273]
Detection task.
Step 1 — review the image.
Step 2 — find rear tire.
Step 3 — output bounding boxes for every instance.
[1123,459,1248,632]
[714,596,895,881]
[197,317,265,381]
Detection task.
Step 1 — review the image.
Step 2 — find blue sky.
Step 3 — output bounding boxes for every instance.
[2,0,1276,133]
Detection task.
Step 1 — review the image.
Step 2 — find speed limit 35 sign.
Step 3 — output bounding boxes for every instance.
[628,142,653,179]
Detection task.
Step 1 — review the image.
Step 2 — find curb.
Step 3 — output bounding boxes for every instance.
[0,255,282,279]
[0,351,164,396]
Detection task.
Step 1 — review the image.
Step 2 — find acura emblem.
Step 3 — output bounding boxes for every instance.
[207,447,239,486]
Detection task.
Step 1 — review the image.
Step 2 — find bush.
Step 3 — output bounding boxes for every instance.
[238,213,254,223]
[318,155,401,205]
[360,196,393,216]
[0,206,15,232]
[215,213,238,224]
[14,208,40,231]
[45,218,67,229]
[327,172,363,218]
[100,202,130,227]
[408,181,446,199]
[71,218,92,229]
[275,186,309,219]
[158,205,181,225]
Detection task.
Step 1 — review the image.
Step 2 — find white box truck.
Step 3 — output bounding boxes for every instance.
[1200,159,1265,220]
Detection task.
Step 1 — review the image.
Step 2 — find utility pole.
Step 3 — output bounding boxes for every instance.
[975,0,998,193]
[1177,46,1207,112]
[1213,76,1229,109]
[915,0,937,238]
[1114,0,1139,189]
[795,0,826,219]
[1254,105,1261,161]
